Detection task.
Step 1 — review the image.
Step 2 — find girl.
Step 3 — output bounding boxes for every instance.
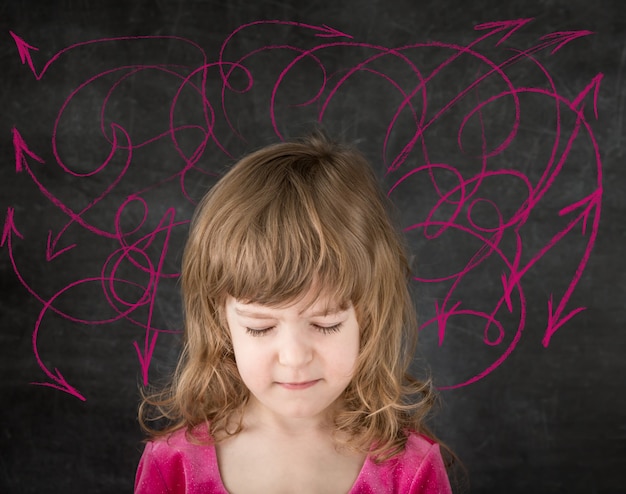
[135,133,453,493]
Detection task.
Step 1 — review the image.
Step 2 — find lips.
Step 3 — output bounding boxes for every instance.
[277,379,320,390]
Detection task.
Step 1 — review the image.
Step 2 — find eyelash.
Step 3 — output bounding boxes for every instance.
[245,323,342,337]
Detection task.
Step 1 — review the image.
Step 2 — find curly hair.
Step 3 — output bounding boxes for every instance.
[139,133,438,461]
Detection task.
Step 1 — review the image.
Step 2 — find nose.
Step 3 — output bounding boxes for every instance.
[277,327,313,368]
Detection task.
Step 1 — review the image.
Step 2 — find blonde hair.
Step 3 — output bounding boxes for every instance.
[139,133,437,460]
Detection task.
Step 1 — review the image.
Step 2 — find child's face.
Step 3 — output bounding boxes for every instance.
[224,289,360,425]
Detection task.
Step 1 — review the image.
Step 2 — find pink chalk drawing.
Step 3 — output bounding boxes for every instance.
[5,18,602,398]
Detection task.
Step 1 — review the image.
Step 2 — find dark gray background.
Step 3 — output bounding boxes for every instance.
[1,1,624,492]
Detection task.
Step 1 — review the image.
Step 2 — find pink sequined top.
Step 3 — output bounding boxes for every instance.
[135,426,452,493]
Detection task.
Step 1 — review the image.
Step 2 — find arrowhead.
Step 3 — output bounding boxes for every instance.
[316,24,353,39]
[45,230,76,261]
[31,371,87,401]
[558,189,602,235]
[540,30,594,55]
[134,332,159,386]
[31,368,86,401]
[54,368,87,401]
[1,208,23,247]
[571,73,603,120]
[474,18,534,45]
[434,300,462,345]
[543,295,586,347]
[13,127,44,173]
[9,31,40,77]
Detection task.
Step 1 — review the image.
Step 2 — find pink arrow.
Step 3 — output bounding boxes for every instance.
[132,208,178,385]
[541,190,601,346]
[31,368,86,401]
[472,17,534,46]
[541,30,595,55]
[571,73,604,120]
[45,231,76,261]
[559,189,602,235]
[9,31,41,78]
[9,32,208,80]
[1,208,23,247]
[544,296,587,348]
[13,127,44,172]
[434,300,462,345]
[473,18,535,46]
[31,287,88,401]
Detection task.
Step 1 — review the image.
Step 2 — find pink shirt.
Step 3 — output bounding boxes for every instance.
[135,427,452,493]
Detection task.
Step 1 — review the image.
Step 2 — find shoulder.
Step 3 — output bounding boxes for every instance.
[134,425,228,494]
[402,433,442,465]
[394,433,452,494]
[352,433,452,494]
[148,426,212,458]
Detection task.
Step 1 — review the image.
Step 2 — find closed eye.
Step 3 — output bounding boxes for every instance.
[313,323,342,334]
[245,327,274,337]
[246,324,342,336]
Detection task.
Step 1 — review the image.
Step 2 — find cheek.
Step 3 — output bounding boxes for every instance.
[329,329,360,377]
[231,338,268,385]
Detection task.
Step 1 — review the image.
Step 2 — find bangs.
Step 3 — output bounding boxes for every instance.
[206,166,363,308]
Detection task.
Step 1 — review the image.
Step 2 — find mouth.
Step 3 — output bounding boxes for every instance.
[277,380,320,390]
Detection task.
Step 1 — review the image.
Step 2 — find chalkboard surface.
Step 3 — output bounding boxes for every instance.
[1,0,624,492]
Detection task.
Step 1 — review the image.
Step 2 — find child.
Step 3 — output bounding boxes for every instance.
[135,133,453,493]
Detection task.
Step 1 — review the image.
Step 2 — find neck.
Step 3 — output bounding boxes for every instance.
[243,397,335,438]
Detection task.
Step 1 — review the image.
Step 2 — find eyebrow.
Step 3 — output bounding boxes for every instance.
[306,307,345,317]
[234,308,276,319]
[234,306,346,319]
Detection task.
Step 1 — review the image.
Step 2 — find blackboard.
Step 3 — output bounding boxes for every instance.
[1,0,624,492]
